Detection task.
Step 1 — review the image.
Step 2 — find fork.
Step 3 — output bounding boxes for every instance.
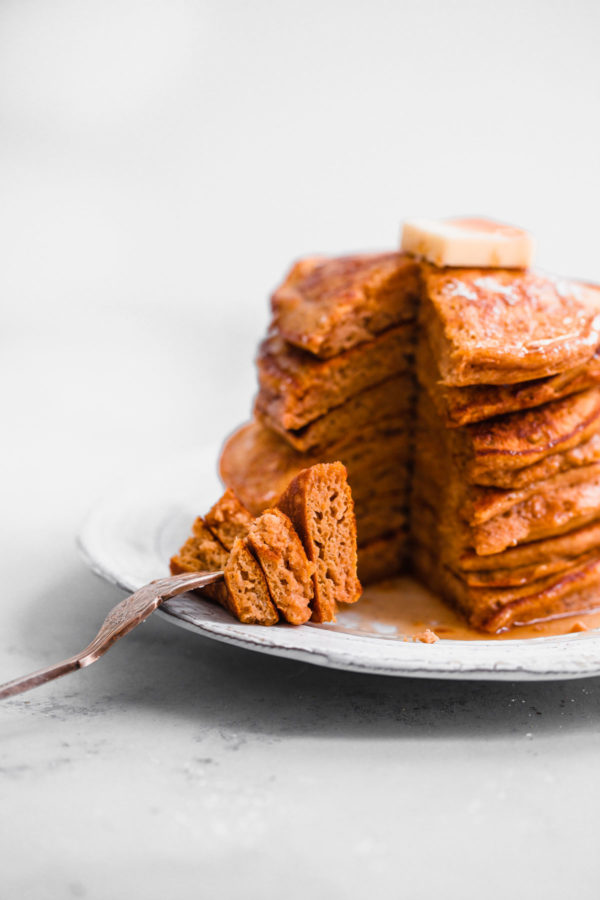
[0,570,224,700]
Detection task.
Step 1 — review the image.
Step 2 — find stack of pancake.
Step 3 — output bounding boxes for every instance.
[220,252,421,584]
[218,249,600,632]
[411,265,600,631]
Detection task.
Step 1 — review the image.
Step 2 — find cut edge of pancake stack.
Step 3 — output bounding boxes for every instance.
[412,250,600,632]
[220,252,422,586]
[217,217,600,632]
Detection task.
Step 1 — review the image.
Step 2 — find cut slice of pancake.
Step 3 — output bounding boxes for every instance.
[421,264,600,386]
[170,517,279,625]
[246,508,314,625]
[204,488,253,551]
[271,252,420,358]
[255,373,414,453]
[170,516,229,574]
[224,537,280,625]
[418,337,600,427]
[205,492,313,624]
[257,323,414,431]
[277,462,361,622]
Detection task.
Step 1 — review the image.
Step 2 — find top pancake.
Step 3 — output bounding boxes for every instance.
[421,265,600,386]
[271,252,420,358]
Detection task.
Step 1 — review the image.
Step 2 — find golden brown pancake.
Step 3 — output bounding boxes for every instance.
[413,541,600,632]
[354,494,408,545]
[414,460,600,556]
[197,245,600,633]
[257,323,414,431]
[278,462,361,622]
[255,373,414,453]
[357,530,407,584]
[170,516,229,574]
[421,264,600,386]
[417,387,600,487]
[224,537,281,625]
[271,252,420,358]
[204,488,254,551]
[219,419,411,516]
[418,338,600,427]
[412,498,600,575]
[246,508,314,625]
[170,517,279,625]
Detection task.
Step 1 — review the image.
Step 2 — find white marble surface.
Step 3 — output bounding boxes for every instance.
[2,2,600,897]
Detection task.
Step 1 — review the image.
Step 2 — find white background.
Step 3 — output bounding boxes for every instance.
[2,2,600,898]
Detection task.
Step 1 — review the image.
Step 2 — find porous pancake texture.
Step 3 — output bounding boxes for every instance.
[170,463,361,626]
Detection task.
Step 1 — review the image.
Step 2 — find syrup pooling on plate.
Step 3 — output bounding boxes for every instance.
[325,576,600,641]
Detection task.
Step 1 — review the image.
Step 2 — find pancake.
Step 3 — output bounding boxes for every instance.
[219,420,411,515]
[467,456,600,525]
[271,252,420,358]
[412,499,600,587]
[459,520,600,574]
[471,465,600,555]
[355,494,408,545]
[412,498,600,574]
[418,337,600,427]
[413,461,600,556]
[413,541,600,632]
[220,421,305,513]
[170,517,279,625]
[417,387,600,487]
[277,462,361,622]
[357,530,407,584]
[224,537,281,625]
[204,488,253,551]
[255,373,414,453]
[257,323,414,431]
[170,516,229,574]
[246,508,314,625]
[421,265,600,386]
[200,244,600,632]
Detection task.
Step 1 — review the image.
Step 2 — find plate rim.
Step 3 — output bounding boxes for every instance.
[77,447,600,682]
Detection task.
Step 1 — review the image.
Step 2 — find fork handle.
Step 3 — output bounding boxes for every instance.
[0,656,83,700]
[0,570,224,700]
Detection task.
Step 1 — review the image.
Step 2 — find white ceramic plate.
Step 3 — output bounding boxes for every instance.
[78,446,600,681]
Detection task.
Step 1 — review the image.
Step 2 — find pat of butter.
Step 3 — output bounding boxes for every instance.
[400,217,535,268]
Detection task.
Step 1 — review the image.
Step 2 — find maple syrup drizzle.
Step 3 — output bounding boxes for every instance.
[326,576,600,641]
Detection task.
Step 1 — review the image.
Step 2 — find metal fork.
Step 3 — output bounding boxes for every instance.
[0,571,224,700]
